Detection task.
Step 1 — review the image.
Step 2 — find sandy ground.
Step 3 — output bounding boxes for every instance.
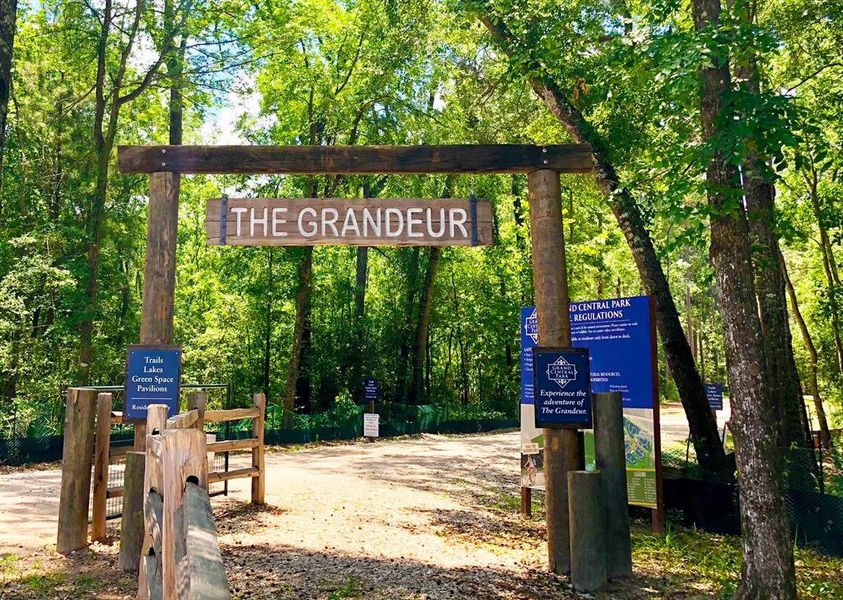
[0,404,728,555]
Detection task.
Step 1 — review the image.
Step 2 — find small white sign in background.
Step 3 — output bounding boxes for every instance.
[363,413,379,438]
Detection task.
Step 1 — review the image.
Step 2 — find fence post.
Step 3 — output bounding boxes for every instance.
[161,428,208,599]
[568,470,607,592]
[118,451,146,572]
[593,392,633,579]
[137,403,169,597]
[251,393,266,505]
[57,387,97,554]
[91,392,113,542]
[189,391,207,430]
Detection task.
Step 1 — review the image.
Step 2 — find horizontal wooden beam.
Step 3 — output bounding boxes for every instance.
[207,438,259,453]
[208,467,261,484]
[205,407,260,423]
[118,144,593,175]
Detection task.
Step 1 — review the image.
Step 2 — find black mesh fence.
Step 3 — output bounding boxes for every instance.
[662,442,843,557]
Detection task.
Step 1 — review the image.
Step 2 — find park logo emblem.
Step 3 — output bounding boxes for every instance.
[547,355,577,389]
[525,308,539,344]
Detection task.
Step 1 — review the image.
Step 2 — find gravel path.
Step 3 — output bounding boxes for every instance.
[1,430,693,598]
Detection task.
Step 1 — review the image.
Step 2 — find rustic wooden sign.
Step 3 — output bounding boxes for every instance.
[205,198,494,246]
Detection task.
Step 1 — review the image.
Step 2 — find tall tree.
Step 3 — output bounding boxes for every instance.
[735,0,810,450]
[474,6,726,470]
[0,0,14,176]
[690,0,796,594]
[77,0,188,383]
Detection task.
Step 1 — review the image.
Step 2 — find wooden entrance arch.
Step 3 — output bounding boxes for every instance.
[118,143,593,575]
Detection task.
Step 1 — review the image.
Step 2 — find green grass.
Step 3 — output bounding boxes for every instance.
[328,576,362,599]
[632,524,843,599]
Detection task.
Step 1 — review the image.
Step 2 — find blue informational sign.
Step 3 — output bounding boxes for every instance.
[520,296,656,410]
[124,345,182,421]
[363,377,380,401]
[705,383,724,411]
[533,348,592,428]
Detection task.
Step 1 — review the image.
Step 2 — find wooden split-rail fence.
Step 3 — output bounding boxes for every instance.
[57,388,267,600]
[88,391,266,541]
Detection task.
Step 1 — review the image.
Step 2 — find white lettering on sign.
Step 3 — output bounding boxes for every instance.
[272,208,288,236]
[207,199,494,247]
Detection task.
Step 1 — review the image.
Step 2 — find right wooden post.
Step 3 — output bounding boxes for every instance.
[251,392,266,505]
[593,391,633,579]
[527,168,581,575]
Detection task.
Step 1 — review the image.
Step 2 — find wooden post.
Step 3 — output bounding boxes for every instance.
[91,392,112,542]
[57,387,98,554]
[118,451,146,572]
[251,393,266,505]
[520,486,532,518]
[161,428,208,599]
[528,168,580,574]
[593,392,633,579]
[136,170,181,450]
[188,391,206,430]
[568,470,607,593]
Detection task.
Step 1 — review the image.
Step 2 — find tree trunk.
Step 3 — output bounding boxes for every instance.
[263,248,273,401]
[351,245,368,402]
[283,247,313,427]
[807,167,843,375]
[783,254,832,448]
[395,247,421,402]
[690,0,796,595]
[409,247,442,405]
[0,0,15,177]
[477,11,725,470]
[735,47,809,450]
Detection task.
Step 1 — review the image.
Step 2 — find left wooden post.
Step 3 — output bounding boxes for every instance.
[528,168,581,575]
[57,387,98,554]
[135,170,181,450]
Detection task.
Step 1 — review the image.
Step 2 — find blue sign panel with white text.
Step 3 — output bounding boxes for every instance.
[363,377,380,401]
[533,348,592,428]
[520,296,656,410]
[124,345,182,421]
[705,383,724,411]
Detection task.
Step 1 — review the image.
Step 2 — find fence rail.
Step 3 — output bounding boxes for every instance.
[137,404,231,599]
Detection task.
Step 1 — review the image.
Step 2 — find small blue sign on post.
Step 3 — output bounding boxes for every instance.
[124,345,182,421]
[533,347,592,429]
[363,377,380,402]
[705,383,724,411]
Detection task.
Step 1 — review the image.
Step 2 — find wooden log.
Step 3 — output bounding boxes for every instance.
[118,144,594,175]
[252,393,266,505]
[138,489,163,600]
[111,411,124,424]
[110,444,134,459]
[528,169,580,575]
[166,409,199,430]
[206,438,259,453]
[106,486,123,499]
[188,392,206,430]
[91,392,112,542]
[568,470,607,593]
[593,392,633,579]
[134,170,180,454]
[208,467,260,484]
[147,404,169,435]
[144,491,164,560]
[205,198,494,247]
[118,451,146,572]
[57,387,97,554]
[161,429,208,599]
[143,553,164,600]
[184,482,231,599]
[204,407,260,423]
